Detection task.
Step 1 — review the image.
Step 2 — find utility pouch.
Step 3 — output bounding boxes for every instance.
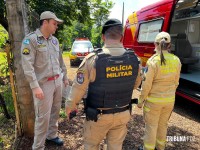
[85,107,99,122]
[131,98,138,104]
[129,98,138,115]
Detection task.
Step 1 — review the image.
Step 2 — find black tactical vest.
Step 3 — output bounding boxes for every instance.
[86,49,139,108]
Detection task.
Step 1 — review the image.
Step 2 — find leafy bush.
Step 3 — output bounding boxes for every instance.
[0,25,8,49]
[0,85,15,116]
[0,51,14,119]
[0,52,8,77]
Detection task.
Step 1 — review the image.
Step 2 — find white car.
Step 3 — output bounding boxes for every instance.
[69,39,94,66]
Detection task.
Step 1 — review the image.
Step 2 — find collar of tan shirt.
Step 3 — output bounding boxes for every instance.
[103,43,125,56]
[35,29,53,40]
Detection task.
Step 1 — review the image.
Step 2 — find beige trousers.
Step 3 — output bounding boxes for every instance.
[83,110,131,150]
[32,77,62,150]
[143,101,174,150]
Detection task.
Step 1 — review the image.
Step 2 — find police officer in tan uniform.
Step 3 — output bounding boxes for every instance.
[66,19,142,150]
[21,11,69,150]
[137,32,182,150]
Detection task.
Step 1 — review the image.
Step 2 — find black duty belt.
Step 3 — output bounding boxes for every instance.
[98,106,129,114]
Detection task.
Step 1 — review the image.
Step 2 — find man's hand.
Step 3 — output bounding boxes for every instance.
[32,87,44,100]
[65,106,72,120]
[69,110,77,120]
[66,105,78,120]
[137,103,143,108]
[63,79,69,87]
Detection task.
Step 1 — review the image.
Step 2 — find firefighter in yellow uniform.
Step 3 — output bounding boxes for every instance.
[137,32,182,150]
[66,19,142,150]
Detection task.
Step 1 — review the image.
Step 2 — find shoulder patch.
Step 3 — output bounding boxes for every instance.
[52,39,58,45]
[23,39,30,45]
[22,48,30,55]
[37,37,44,45]
[76,71,84,84]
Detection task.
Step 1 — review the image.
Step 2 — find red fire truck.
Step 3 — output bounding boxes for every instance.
[123,0,200,104]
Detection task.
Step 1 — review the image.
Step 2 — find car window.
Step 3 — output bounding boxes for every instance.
[138,19,163,43]
[72,41,93,52]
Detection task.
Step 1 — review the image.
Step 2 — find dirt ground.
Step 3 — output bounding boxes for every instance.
[7,57,200,149]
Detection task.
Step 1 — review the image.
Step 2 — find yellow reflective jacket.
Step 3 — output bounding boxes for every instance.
[139,51,181,103]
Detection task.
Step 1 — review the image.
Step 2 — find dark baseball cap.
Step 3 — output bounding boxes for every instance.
[102,19,122,34]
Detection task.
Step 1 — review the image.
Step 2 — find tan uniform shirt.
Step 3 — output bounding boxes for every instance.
[139,51,181,103]
[21,29,67,89]
[66,43,142,109]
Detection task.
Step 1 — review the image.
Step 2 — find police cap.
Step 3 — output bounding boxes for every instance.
[102,19,122,34]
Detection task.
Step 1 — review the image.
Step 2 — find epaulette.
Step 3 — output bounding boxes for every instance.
[25,31,35,37]
[52,36,58,40]
[85,52,96,59]
[93,48,103,54]
[85,48,103,60]
[78,53,96,69]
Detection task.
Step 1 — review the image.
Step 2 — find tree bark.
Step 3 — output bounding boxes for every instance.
[6,0,34,137]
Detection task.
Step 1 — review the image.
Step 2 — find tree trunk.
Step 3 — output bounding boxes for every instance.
[6,0,34,137]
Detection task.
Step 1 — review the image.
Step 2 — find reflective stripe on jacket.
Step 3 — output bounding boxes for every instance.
[139,51,181,103]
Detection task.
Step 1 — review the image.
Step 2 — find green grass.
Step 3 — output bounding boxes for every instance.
[59,108,67,118]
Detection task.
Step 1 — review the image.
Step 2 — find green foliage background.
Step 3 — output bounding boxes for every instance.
[57,1,113,49]
[0,25,8,49]
[0,0,114,50]
[0,52,8,77]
